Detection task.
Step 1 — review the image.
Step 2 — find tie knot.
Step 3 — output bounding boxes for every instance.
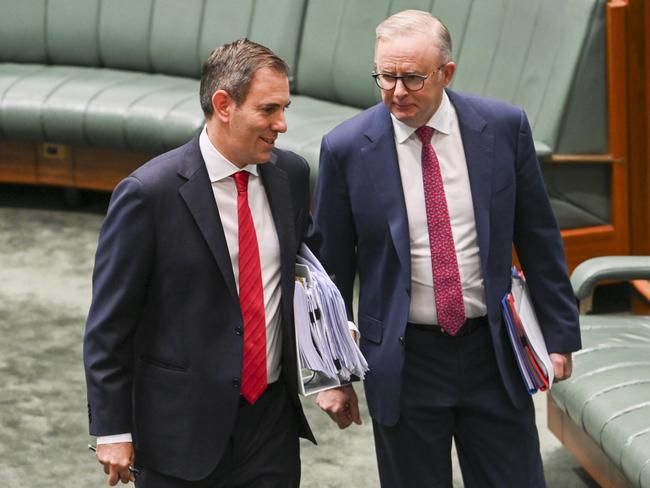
[415,126,434,144]
[233,171,250,194]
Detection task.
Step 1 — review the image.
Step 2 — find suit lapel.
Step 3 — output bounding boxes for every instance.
[361,105,411,290]
[177,137,239,304]
[447,90,494,279]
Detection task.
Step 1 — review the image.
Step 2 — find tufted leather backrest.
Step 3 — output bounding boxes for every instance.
[0,0,306,78]
[295,0,607,154]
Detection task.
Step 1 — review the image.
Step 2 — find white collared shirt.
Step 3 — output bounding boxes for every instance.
[199,125,283,383]
[391,91,487,324]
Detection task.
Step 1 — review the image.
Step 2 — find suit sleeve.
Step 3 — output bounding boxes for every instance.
[83,176,154,436]
[512,111,581,353]
[314,135,358,321]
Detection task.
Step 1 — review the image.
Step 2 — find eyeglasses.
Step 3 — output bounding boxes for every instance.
[371,64,447,92]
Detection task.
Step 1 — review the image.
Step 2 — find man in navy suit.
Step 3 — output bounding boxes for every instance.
[84,39,316,487]
[314,10,581,488]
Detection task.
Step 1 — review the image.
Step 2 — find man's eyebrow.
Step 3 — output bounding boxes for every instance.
[259,101,291,109]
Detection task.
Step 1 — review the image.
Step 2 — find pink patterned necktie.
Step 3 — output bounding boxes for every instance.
[415,126,466,335]
[233,171,267,404]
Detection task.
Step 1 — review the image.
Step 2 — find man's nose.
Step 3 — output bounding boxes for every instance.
[273,111,288,133]
[393,78,409,98]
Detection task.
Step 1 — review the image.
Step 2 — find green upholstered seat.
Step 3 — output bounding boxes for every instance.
[0,0,306,152]
[0,64,202,151]
[551,258,650,487]
[551,318,650,487]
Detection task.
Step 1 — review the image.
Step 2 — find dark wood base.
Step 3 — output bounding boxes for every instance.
[0,140,153,192]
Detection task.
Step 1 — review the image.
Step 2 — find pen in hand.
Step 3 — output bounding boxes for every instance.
[87,444,140,477]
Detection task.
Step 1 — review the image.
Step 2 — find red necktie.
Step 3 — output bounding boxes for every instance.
[233,171,267,404]
[415,126,466,335]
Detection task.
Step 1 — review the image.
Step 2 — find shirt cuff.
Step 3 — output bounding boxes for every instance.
[96,433,132,445]
[348,321,360,343]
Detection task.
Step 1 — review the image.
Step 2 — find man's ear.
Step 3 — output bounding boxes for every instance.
[211,90,233,122]
[442,62,456,87]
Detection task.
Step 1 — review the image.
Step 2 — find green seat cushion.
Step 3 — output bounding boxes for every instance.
[278,95,362,184]
[551,317,650,485]
[0,64,202,152]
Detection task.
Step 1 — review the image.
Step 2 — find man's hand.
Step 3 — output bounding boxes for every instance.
[316,384,362,429]
[550,352,573,382]
[96,442,135,485]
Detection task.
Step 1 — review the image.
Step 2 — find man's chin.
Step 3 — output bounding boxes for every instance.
[391,107,418,125]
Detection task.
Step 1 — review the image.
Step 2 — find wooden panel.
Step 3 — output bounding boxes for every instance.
[0,140,37,184]
[36,143,74,186]
[561,226,620,272]
[547,395,633,488]
[74,147,152,191]
[605,0,631,259]
[627,0,650,254]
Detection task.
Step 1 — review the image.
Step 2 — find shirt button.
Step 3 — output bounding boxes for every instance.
[234,327,243,336]
[232,377,240,388]
[399,336,405,346]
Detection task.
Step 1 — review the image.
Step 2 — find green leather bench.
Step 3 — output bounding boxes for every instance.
[549,257,650,488]
[0,0,609,231]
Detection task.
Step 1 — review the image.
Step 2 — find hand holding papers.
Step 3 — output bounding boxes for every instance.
[501,267,554,394]
[294,244,369,395]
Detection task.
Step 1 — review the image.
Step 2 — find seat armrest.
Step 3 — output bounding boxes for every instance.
[571,256,650,312]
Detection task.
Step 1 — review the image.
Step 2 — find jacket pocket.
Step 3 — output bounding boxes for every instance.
[139,354,187,372]
[359,315,383,344]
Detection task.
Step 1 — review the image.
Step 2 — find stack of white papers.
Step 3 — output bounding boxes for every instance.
[501,267,554,395]
[294,244,369,395]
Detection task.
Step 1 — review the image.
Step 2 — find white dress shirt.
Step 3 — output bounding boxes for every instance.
[98,127,283,445]
[391,91,487,325]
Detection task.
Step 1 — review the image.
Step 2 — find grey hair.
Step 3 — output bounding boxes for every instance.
[375,10,452,62]
[199,38,289,116]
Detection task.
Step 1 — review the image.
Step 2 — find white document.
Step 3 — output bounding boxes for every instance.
[510,276,555,387]
[293,244,369,395]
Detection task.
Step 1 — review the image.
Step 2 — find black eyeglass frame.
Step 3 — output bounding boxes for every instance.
[371,63,448,92]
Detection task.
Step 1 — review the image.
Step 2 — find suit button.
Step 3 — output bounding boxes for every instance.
[234,327,243,336]
[399,336,405,346]
[232,377,240,388]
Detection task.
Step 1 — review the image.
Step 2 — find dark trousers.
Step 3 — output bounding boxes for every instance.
[136,381,300,488]
[372,323,545,488]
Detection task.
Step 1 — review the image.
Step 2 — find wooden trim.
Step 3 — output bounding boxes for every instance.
[627,0,650,254]
[547,154,623,164]
[547,395,633,488]
[74,147,151,191]
[605,0,631,260]
[0,140,37,184]
[631,279,650,314]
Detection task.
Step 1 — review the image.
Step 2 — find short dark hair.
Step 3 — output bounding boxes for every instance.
[199,38,290,116]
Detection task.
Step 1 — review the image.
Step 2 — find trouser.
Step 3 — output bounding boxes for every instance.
[372,321,545,488]
[136,381,300,488]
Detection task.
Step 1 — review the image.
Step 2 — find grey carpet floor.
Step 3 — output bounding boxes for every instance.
[0,196,598,487]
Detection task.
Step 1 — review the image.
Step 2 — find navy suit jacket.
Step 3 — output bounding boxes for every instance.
[84,135,316,481]
[314,90,581,426]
